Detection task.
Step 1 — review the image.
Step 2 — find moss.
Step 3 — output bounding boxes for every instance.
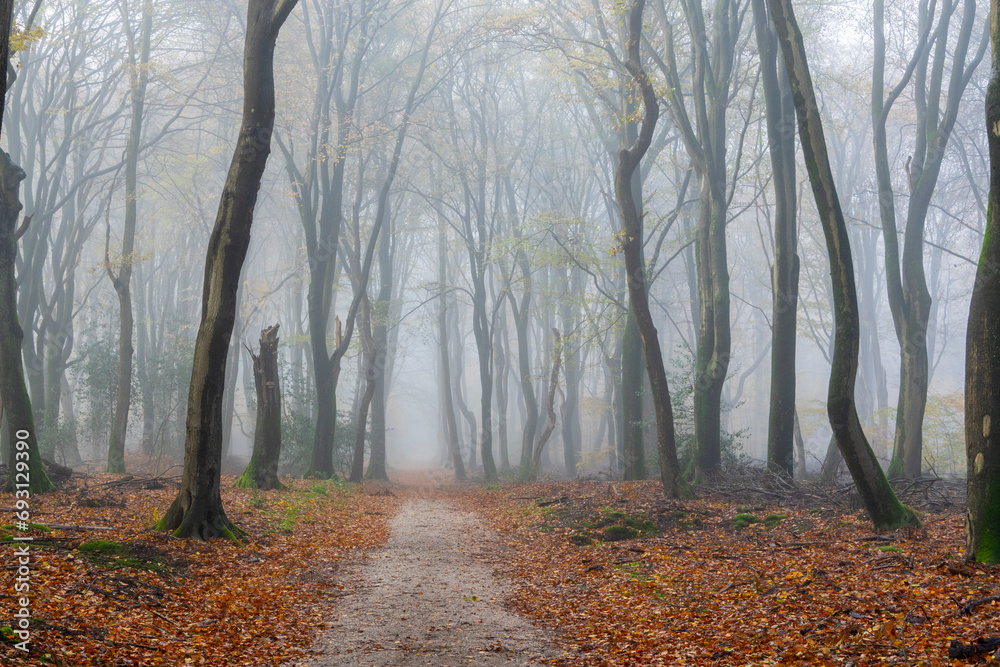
[78,540,127,556]
[569,534,593,546]
[604,525,639,541]
[877,545,902,553]
[77,540,171,573]
[733,513,760,528]
[763,514,788,528]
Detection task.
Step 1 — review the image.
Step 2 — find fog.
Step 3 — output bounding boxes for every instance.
[0,0,989,487]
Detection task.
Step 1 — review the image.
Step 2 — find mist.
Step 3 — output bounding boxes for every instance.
[0,0,989,490]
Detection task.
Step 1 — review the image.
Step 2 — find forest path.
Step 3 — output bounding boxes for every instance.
[300,497,568,666]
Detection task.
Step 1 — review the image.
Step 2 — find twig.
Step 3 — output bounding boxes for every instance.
[958,593,1000,617]
[37,523,113,532]
[150,609,180,627]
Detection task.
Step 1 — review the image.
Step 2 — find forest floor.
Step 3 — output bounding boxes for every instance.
[1,463,999,666]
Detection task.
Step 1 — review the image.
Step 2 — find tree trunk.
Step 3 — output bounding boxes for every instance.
[965,0,1000,562]
[438,218,465,480]
[616,0,681,498]
[495,316,511,472]
[365,206,392,482]
[768,0,917,530]
[0,1,50,493]
[793,409,807,480]
[236,324,285,490]
[873,0,984,480]
[157,0,299,540]
[0,149,54,494]
[107,0,152,474]
[753,0,799,478]
[529,329,562,479]
[136,266,155,456]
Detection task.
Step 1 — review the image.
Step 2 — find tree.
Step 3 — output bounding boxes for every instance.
[157,0,299,540]
[649,0,744,477]
[437,207,466,480]
[615,0,681,498]
[964,0,1000,563]
[106,0,153,474]
[766,0,917,530]
[527,328,562,480]
[0,0,53,494]
[873,0,985,480]
[751,0,798,478]
[236,324,285,490]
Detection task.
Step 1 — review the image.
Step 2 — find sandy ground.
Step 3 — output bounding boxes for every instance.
[298,498,570,666]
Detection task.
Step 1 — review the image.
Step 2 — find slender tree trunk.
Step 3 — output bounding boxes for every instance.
[616,0,681,498]
[965,0,1000,562]
[529,329,562,479]
[157,0,299,540]
[438,221,465,479]
[107,0,152,474]
[136,267,155,455]
[793,409,807,479]
[236,324,285,490]
[768,0,917,529]
[366,207,392,482]
[753,0,799,478]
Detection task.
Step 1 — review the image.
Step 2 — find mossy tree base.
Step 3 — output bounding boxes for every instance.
[156,488,245,542]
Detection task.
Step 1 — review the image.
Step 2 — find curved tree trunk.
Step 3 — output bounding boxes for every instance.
[529,329,562,479]
[965,0,1000,562]
[767,0,917,530]
[236,324,285,490]
[616,0,681,498]
[157,0,299,540]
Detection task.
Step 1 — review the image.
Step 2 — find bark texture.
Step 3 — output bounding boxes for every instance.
[965,0,1000,562]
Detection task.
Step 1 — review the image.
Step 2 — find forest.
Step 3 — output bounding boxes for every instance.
[1,0,999,663]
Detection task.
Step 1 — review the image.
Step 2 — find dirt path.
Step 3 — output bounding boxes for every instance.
[299,498,569,666]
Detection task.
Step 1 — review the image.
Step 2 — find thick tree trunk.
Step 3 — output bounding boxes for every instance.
[767,0,917,530]
[107,0,152,474]
[616,0,681,498]
[0,150,53,494]
[965,0,1000,562]
[236,324,285,490]
[157,0,299,540]
[0,1,51,493]
[753,0,799,478]
[621,307,645,479]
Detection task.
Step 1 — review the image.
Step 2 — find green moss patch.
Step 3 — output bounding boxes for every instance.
[76,540,174,574]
